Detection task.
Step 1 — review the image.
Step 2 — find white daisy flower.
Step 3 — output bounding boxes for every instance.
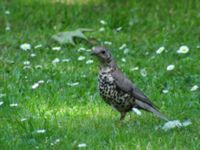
[121,58,126,62]
[77,143,87,148]
[86,49,91,52]
[52,47,61,51]
[140,68,147,77]
[20,43,31,51]
[116,27,122,32]
[104,41,112,45]
[156,46,165,54]
[119,44,127,50]
[0,93,6,98]
[167,64,175,71]
[130,67,139,71]
[5,10,10,15]
[50,143,54,146]
[62,59,70,62]
[86,60,94,64]
[78,47,86,52]
[36,129,46,134]
[23,61,30,65]
[34,44,42,49]
[5,25,11,31]
[67,82,79,86]
[30,53,36,57]
[123,48,129,54]
[46,79,52,83]
[0,101,4,106]
[54,139,60,144]
[190,85,199,91]
[52,58,60,64]
[177,45,189,54]
[21,118,27,122]
[38,80,44,84]
[132,108,142,115]
[100,20,107,25]
[32,83,39,89]
[162,89,169,94]
[23,66,31,70]
[145,52,149,56]
[10,103,18,107]
[78,56,85,61]
[35,65,43,69]
[99,27,105,32]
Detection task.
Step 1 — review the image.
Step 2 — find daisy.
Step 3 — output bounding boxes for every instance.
[34,44,42,49]
[67,82,79,86]
[52,47,61,51]
[78,56,85,61]
[52,58,60,64]
[121,58,126,62]
[35,65,43,69]
[156,46,165,54]
[23,61,30,65]
[36,129,46,134]
[119,44,127,50]
[104,41,112,45]
[38,80,44,84]
[130,67,139,71]
[190,85,199,91]
[5,10,10,15]
[99,27,105,32]
[132,108,142,115]
[78,47,86,52]
[140,68,147,77]
[116,27,122,32]
[100,20,107,25]
[32,83,39,89]
[77,143,87,148]
[62,59,70,62]
[10,103,18,107]
[21,118,27,122]
[5,25,11,31]
[30,53,36,57]
[0,101,4,106]
[20,43,31,51]
[162,89,169,94]
[123,48,129,54]
[86,60,94,64]
[166,64,175,71]
[177,45,189,54]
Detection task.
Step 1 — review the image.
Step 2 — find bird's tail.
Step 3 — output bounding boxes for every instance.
[135,100,169,121]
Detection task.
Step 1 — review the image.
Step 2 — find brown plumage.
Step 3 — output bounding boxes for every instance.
[92,46,168,121]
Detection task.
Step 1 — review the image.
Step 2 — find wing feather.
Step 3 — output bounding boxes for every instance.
[111,69,158,108]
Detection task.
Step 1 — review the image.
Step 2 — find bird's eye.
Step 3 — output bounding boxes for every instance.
[101,50,106,54]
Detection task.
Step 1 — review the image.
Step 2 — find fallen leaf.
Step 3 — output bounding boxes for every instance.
[52,28,92,45]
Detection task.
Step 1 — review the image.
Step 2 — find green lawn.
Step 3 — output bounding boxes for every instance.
[0,0,200,149]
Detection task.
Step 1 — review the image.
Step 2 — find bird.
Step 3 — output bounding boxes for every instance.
[91,46,169,121]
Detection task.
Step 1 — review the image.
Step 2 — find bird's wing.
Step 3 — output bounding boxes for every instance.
[111,69,157,108]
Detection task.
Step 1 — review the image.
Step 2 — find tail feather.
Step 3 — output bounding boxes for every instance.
[135,100,169,121]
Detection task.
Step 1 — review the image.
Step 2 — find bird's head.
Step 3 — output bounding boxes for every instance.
[91,46,112,64]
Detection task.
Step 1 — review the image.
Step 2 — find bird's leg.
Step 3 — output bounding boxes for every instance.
[120,112,126,121]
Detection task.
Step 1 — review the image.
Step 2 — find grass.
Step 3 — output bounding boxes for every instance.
[0,0,200,149]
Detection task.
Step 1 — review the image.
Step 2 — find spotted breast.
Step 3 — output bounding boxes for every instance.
[98,67,135,112]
